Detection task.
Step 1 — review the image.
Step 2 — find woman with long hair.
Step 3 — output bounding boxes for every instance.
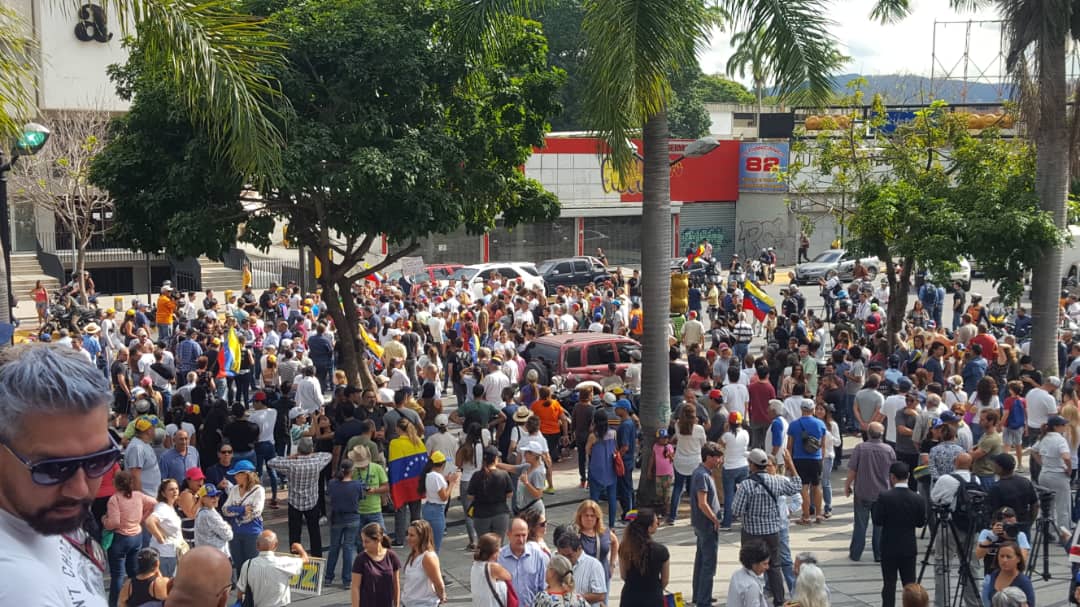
[784,563,829,607]
[720,412,750,529]
[144,479,184,576]
[981,542,1035,607]
[420,450,459,554]
[468,446,514,538]
[534,554,589,607]
[669,404,706,525]
[353,522,402,607]
[521,508,551,555]
[575,500,619,581]
[326,459,364,591]
[117,548,170,607]
[586,408,619,529]
[781,365,805,400]
[471,533,512,607]
[970,376,1001,443]
[31,279,48,328]
[618,510,669,607]
[222,460,265,575]
[908,301,930,330]
[456,422,487,550]
[102,470,157,607]
[401,520,447,607]
[815,403,841,518]
[391,417,426,545]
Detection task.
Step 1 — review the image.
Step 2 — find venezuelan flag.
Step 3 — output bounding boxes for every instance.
[223,327,241,377]
[742,280,775,321]
[359,325,383,359]
[388,436,428,505]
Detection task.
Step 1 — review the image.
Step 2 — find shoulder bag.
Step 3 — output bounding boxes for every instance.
[484,562,520,607]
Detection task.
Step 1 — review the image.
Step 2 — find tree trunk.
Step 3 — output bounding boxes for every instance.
[77,247,87,307]
[1030,36,1070,374]
[636,110,672,507]
[884,259,911,355]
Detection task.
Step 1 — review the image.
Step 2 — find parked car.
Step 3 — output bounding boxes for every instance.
[794,249,880,284]
[537,256,610,289]
[920,257,972,291]
[521,332,641,388]
[387,264,463,286]
[446,262,546,298]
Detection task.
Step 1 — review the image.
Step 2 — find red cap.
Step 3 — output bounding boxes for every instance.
[185,467,206,481]
[708,389,723,402]
[253,391,267,402]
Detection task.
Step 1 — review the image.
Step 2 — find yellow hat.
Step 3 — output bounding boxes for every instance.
[134,418,155,432]
[126,309,136,316]
[430,451,447,465]
[105,308,116,315]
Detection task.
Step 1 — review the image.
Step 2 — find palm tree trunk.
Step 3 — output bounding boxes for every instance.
[1030,36,1069,374]
[637,110,672,506]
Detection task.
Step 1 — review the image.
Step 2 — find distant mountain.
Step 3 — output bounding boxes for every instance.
[773,73,1012,105]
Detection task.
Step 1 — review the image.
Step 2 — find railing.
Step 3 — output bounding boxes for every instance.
[223,247,301,290]
[37,231,166,264]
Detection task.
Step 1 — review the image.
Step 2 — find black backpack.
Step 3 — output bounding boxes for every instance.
[948,473,985,531]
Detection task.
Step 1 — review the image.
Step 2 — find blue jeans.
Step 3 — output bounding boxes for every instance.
[230,533,259,575]
[255,441,279,500]
[669,470,692,522]
[108,532,142,607]
[616,466,634,518]
[158,323,172,342]
[158,556,177,577]
[326,520,360,587]
[460,479,477,544]
[779,526,795,591]
[692,526,719,607]
[734,343,749,363]
[590,482,618,529]
[822,457,834,513]
[850,497,881,561]
[722,466,749,527]
[423,502,447,553]
[977,475,996,490]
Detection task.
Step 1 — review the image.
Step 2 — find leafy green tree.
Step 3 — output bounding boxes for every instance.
[871,0,1075,372]
[697,74,755,104]
[93,0,564,384]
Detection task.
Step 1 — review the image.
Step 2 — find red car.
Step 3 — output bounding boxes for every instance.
[521,333,641,388]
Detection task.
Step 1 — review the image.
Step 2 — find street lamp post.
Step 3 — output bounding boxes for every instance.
[0,122,51,327]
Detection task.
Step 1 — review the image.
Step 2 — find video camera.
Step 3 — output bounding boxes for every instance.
[1035,485,1056,519]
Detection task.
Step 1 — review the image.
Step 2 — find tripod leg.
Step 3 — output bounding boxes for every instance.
[917,517,940,585]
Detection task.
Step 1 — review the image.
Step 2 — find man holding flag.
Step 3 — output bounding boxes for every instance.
[733,280,775,360]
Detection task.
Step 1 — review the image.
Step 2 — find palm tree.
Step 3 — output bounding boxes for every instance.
[453,0,842,499]
[872,0,1075,373]
[0,0,285,177]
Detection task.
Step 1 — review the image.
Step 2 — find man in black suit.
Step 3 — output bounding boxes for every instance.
[872,461,926,607]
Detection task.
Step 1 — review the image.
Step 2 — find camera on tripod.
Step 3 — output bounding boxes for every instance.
[1035,486,1056,519]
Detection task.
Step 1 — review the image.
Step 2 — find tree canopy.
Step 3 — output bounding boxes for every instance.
[92,0,565,383]
[697,74,755,103]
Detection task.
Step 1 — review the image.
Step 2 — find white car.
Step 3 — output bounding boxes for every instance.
[445,262,546,298]
[923,257,972,291]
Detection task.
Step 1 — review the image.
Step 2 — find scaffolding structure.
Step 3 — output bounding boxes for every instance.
[929,19,1009,103]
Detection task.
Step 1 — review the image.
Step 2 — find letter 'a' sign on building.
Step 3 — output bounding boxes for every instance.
[738,142,789,193]
[74,4,113,43]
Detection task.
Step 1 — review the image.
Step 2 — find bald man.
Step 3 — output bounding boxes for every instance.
[237,530,308,607]
[164,546,234,607]
[929,452,981,607]
[845,421,895,562]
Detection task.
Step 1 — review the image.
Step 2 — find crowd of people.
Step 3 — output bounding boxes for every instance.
[7,255,1080,607]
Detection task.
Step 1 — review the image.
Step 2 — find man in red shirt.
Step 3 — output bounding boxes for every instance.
[970,324,998,361]
[747,365,777,450]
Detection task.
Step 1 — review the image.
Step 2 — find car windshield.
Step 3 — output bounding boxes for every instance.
[811,251,842,263]
[519,264,540,277]
[449,268,479,281]
[537,260,557,274]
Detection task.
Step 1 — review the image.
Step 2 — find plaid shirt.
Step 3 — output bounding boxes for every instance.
[730,472,802,536]
[268,452,332,511]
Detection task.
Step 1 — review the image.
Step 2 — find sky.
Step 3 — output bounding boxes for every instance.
[698,0,1004,82]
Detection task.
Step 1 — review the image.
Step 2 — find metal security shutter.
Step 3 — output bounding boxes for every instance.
[678,202,736,262]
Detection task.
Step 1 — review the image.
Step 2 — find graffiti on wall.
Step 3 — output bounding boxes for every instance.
[679,227,729,255]
[737,218,796,264]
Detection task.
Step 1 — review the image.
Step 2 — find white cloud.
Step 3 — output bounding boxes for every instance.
[700,0,1003,82]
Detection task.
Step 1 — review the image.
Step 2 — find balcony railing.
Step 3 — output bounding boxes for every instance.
[37,231,167,264]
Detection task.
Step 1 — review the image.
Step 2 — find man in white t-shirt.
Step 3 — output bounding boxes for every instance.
[0,344,119,607]
[1025,376,1061,444]
[721,369,750,418]
[881,378,913,446]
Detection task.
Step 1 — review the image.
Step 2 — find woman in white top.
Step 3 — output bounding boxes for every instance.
[943,375,968,408]
[720,412,750,529]
[456,423,489,550]
[421,451,459,554]
[1033,416,1073,539]
[815,402,842,518]
[402,520,447,607]
[669,403,707,524]
[145,479,185,576]
[471,533,511,607]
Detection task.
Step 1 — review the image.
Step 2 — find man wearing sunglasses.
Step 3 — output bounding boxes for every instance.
[0,343,117,606]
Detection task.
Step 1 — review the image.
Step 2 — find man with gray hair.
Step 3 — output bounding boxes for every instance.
[0,344,118,606]
[845,421,895,562]
[236,530,309,607]
[268,437,332,556]
[552,524,608,607]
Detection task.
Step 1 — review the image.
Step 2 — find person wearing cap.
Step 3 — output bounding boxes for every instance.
[929,413,967,480]
[349,443,390,534]
[422,450,460,554]
[872,462,927,607]
[426,412,457,470]
[158,429,200,486]
[785,398,827,525]
[126,416,163,495]
[612,398,637,519]
[1033,415,1074,538]
[156,285,177,341]
[194,484,233,558]
[268,437,333,556]
[220,458,265,575]
[975,506,1032,583]
[730,448,802,606]
[987,454,1039,538]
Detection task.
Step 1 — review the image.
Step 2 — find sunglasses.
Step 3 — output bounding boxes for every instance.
[1,434,122,486]
[220,450,234,454]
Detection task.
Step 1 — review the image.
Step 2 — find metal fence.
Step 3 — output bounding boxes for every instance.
[37,231,165,265]
[223,247,300,290]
